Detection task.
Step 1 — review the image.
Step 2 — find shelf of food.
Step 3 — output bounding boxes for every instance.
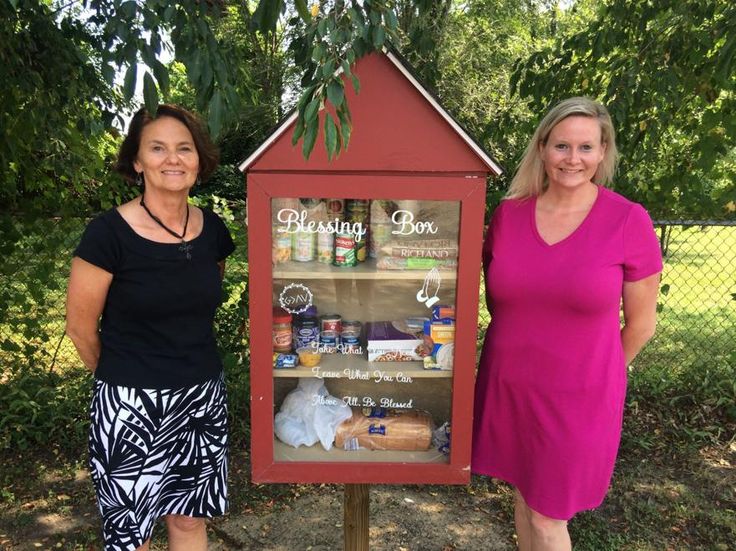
[273,257,458,280]
[273,352,452,378]
[273,438,449,463]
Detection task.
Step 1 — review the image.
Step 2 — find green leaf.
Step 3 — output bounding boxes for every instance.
[326,80,344,107]
[163,5,176,22]
[208,89,225,138]
[142,72,158,114]
[294,0,311,22]
[101,63,115,84]
[322,58,336,78]
[304,97,320,122]
[341,60,352,77]
[302,116,319,159]
[123,64,137,101]
[350,74,361,94]
[152,59,170,95]
[337,104,352,151]
[312,43,325,62]
[324,112,338,161]
[120,1,137,19]
[384,9,398,30]
[251,0,285,33]
[317,18,328,37]
[372,26,385,49]
[292,116,306,146]
[660,283,670,296]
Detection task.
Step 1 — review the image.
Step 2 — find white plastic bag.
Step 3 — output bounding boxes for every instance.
[274,378,352,451]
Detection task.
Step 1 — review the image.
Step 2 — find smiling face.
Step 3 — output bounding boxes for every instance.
[540,115,606,192]
[133,116,199,194]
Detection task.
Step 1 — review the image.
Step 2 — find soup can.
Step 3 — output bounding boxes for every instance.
[320,314,342,333]
[369,222,392,259]
[272,232,292,264]
[326,198,345,220]
[320,330,340,353]
[292,231,315,262]
[317,232,334,264]
[334,232,357,267]
[340,330,361,354]
[342,320,362,333]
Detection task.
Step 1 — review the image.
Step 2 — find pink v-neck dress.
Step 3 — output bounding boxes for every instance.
[471,186,662,520]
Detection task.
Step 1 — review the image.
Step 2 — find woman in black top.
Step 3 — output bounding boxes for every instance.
[66,104,235,551]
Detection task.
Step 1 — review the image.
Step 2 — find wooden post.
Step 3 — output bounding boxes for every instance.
[344,483,369,550]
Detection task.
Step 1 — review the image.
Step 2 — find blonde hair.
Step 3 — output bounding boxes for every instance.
[506,97,619,199]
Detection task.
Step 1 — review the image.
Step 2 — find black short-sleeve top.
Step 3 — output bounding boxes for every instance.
[74,207,236,389]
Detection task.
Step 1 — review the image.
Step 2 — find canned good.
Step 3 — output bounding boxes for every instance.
[317,232,334,264]
[326,198,345,219]
[299,198,322,209]
[369,222,392,259]
[292,231,316,262]
[346,199,369,214]
[334,232,357,267]
[320,314,342,333]
[355,231,368,262]
[320,330,340,353]
[272,307,293,353]
[342,320,362,333]
[272,232,292,265]
[293,315,319,350]
[340,330,361,354]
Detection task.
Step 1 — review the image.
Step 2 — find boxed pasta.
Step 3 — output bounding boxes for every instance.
[365,320,424,362]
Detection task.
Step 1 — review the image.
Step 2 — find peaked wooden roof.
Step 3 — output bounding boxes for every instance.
[239,48,503,176]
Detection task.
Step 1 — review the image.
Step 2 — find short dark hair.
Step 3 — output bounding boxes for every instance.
[114,104,220,184]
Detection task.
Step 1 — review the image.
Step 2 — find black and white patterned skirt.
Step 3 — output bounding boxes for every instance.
[88,374,228,550]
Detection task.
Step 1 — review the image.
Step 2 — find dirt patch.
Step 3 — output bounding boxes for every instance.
[211,484,514,550]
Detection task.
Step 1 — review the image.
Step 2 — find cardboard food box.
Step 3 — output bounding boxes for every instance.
[365,321,424,362]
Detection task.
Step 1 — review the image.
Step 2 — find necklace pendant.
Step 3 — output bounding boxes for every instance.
[179,241,193,260]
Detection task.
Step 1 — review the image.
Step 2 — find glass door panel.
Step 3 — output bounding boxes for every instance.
[270,198,460,463]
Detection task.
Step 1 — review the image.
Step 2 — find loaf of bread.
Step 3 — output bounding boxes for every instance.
[335,407,433,451]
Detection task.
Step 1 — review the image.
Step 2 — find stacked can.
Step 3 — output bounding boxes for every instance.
[317,314,339,353]
[334,232,357,267]
[326,198,345,220]
[316,232,334,264]
[345,199,369,262]
[341,320,362,354]
[368,200,392,259]
[292,231,315,261]
[292,314,319,350]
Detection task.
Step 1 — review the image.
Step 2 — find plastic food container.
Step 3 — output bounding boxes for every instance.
[296,347,322,367]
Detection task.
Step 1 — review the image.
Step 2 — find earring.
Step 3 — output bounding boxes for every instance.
[196,175,201,186]
[136,172,143,188]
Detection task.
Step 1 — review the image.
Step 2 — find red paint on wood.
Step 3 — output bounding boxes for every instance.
[249,53,491,174]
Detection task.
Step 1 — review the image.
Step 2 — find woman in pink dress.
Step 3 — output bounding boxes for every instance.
[472,97,663,550]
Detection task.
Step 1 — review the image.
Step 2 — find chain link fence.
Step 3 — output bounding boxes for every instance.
[475,221,735,372]
[1,218,734,377]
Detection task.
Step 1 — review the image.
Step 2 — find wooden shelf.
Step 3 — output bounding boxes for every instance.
[273,257,457,280]
[273,438,449,464]
[273,352,453,378]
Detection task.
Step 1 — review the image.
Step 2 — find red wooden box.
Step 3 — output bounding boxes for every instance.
[241,51,501,484]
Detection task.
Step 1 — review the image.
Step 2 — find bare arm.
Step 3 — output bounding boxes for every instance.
[621,273,661,365]
[65,257,113,372]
